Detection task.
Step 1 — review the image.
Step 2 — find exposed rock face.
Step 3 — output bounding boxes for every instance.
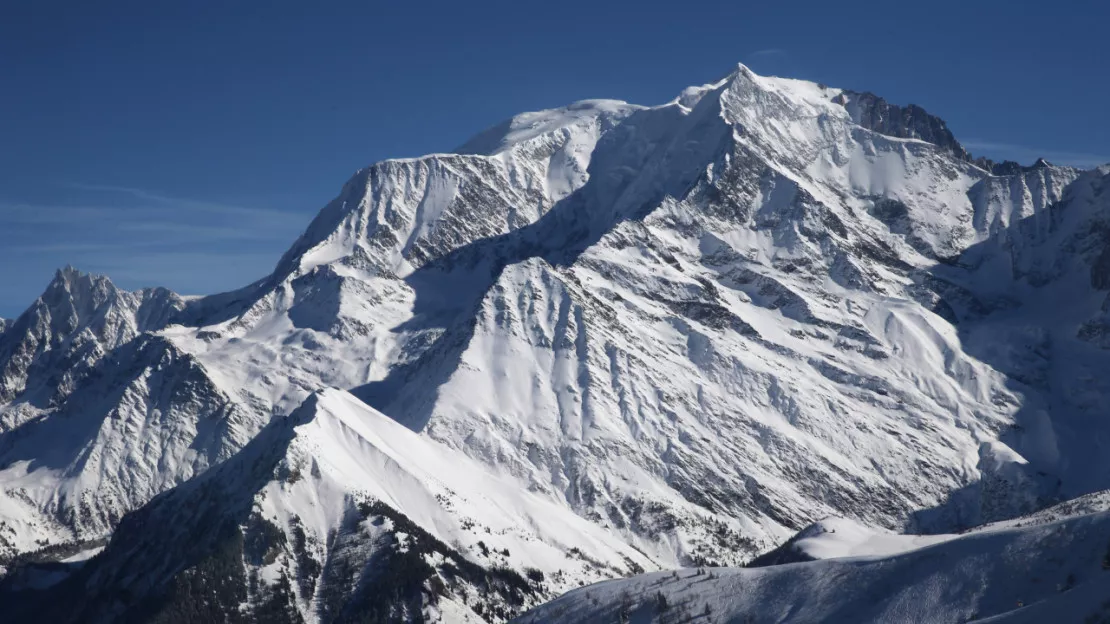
[0,268,263,561]
[982,157,1055,176]
[0,332,260,559]
[834,90,971,160]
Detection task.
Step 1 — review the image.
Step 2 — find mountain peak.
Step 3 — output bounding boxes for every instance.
[977,156,1065,176]
[48,264,85,287]
[38,265,120,317]
[53,264,80,281]
[0,265,186,404]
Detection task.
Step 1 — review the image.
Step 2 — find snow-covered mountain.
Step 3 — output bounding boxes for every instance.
[2,62,1109,622]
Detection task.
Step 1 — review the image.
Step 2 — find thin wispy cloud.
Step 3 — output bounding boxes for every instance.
[116,220,302,241]
[748,48,788,58]
[0,184,313,313]
[65,182,308,224]
[0,202,129,225]
[743,48,793,78]
[2,241,169,254]
[1,183,307,238]
[963,140,1110,169]
[91,251,285,284]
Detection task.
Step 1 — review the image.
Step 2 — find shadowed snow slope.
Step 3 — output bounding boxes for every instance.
[2,62,1110,622]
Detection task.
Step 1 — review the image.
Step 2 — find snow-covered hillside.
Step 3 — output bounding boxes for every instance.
[514,501,1110,624]
[751,487,1110,568]
[2,62,1109,622]
[2,389,653,622]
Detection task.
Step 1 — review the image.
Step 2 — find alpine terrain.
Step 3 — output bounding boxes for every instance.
[2,63,1109,622]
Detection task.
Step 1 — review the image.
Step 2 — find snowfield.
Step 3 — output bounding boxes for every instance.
[2,62,1109,622]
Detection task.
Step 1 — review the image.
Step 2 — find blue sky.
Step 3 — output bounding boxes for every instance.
[1,0,1106,318]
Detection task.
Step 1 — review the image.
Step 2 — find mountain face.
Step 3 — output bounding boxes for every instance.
[0,268,263,560]
[2,63,1110,622]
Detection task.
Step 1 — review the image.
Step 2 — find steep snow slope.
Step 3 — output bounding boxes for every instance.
[0,97,644,571]
[0,389,652,623]
[515,505,1110,624]
[912,164,1110,530]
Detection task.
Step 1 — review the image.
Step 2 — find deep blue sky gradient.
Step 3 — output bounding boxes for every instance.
[2,0,1107,317]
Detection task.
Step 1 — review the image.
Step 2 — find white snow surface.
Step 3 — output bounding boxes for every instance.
[269,388,653,589]
[788,516,955,560]
[767,487,1110,565]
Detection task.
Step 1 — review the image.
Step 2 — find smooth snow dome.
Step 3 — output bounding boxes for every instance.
[455,100,643,156]
[3,61,1110,623]
[788,517,955,560]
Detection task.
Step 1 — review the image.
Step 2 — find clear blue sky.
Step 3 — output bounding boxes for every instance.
[1,0,1106,318]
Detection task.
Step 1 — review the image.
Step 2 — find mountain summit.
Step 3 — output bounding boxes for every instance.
[2,63,1110,622]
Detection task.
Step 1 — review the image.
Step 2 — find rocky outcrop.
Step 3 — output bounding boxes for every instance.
[834,90,971,160]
